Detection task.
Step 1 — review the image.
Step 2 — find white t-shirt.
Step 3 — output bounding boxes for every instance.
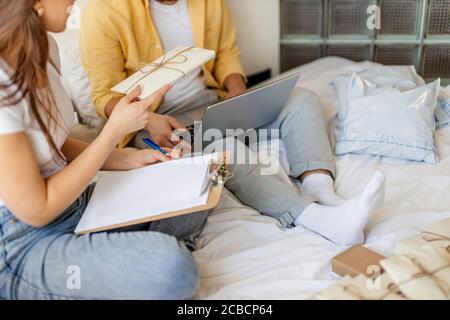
[150,0,206,109]
[0,40,76,206]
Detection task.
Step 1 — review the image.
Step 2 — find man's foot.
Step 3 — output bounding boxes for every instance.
[300,173,345,206]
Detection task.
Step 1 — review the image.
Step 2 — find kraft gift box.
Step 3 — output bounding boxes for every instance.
[332,245,386,278]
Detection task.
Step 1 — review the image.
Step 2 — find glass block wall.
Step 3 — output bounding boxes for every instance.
[280,0,450,84]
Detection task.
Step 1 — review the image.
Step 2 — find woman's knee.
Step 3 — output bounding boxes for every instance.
[156,248,198,300]
[137,239,199,300]
[97,232,199,300]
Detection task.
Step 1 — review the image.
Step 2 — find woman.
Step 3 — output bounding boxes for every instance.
[0,0,202,300]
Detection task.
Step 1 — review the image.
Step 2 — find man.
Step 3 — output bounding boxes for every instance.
[80,0,247,148]
[80,0,386,246]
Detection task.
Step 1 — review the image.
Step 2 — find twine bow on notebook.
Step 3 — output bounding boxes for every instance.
[124,46,195,94]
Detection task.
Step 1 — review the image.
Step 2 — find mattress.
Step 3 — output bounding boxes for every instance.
[193,57,450,300]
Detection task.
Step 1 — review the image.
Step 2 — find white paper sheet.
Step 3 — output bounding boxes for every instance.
[75,153,218,234]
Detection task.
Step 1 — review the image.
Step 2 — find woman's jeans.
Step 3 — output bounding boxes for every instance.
[0,184,204,300]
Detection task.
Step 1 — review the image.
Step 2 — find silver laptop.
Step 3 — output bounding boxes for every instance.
[177,72,301,143]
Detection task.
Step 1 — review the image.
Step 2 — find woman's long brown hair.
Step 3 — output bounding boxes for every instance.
[0,0,65,163]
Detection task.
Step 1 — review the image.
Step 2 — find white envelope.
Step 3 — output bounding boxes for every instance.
[380,245,450,300]
[112,46,216,100]
[316,274,406,300]
[394,217,450,256]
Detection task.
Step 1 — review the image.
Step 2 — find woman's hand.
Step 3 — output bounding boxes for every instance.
[106,148,173,171]
[103,84,172,144]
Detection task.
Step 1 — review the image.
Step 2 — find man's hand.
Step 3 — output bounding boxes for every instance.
[145,113,186,147]
[224,73,246,99]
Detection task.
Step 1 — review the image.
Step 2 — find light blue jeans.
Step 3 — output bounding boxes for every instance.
[0,184,203,300]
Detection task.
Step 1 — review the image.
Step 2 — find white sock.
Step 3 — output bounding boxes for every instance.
[295,172,386,246]
[300,173,345,206]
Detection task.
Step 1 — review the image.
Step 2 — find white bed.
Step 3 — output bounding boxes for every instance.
[53,22,450,297]
[192,57,450,300]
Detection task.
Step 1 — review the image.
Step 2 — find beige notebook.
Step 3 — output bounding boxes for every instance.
[112,46,216,100]
[75,153,224,235]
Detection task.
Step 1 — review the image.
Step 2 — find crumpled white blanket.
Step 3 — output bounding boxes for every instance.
[193,57,450,300]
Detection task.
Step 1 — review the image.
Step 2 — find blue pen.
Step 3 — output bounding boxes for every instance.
[143,137,170,156]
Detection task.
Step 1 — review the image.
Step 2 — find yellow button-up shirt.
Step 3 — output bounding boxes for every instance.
[80,0,245,146]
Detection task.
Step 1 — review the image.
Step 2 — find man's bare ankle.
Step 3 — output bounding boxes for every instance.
[299,169,332,182]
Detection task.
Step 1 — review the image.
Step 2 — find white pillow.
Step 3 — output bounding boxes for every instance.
[51,0,104,131]
[436,98,450,130]
[335,73,440,164]
[58,41,104,130]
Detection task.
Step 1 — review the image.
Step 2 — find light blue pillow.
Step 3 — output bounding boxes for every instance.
[436,98,450,130]
[333,66,424,123]
[335,74,440,164]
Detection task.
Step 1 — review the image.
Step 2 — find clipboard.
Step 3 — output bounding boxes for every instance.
[75,152,231,235]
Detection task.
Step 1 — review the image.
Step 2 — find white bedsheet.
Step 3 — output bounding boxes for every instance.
[193,57,450,300]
